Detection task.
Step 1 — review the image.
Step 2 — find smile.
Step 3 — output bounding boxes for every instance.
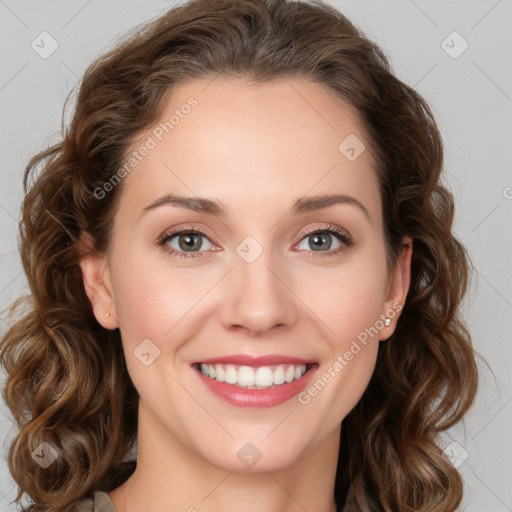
[192,355,318,408]
[197,363,311,389]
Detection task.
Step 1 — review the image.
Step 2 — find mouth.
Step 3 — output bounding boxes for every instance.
[192,362,317,389]
[191,355,319,408]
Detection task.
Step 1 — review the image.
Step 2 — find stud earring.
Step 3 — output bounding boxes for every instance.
[384,318,391,327]
[106,311,110,318]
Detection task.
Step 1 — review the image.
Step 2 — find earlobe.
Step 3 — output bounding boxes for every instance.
[379,236,413,341]
[78,233,118,330]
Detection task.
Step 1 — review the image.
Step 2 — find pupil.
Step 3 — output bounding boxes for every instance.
[311,233,331,251]
[179,234,201,251]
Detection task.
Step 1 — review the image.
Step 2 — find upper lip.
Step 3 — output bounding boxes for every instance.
[193,354,317,367]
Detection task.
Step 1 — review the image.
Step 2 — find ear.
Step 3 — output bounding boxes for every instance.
[78,232,119,330]
[379,236,412,341]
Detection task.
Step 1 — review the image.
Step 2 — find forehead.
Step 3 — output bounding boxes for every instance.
[116,77,381,225]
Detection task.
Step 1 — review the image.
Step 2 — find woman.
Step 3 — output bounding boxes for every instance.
[0,0,478,510]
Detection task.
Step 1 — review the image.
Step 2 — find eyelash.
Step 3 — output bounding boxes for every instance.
[156,223,353,260]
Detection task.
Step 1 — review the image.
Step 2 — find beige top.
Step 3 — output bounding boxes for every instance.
[72,491,118,512]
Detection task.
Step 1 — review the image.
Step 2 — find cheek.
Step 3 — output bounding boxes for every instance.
[298,252,388,344]
[323,275,382,386]
[110,245,215,342]
[109,256,206,405]
[293,252,386,418]
[109,250,228,398]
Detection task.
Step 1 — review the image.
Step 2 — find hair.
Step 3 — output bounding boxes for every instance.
[0,0,478,510]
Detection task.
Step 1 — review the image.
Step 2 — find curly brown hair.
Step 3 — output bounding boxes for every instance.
[0,0,478,510]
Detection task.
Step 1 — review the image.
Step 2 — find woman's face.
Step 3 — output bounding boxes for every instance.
[81,77,410,472]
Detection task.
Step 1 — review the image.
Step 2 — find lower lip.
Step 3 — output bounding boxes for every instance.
[194,365,318,408]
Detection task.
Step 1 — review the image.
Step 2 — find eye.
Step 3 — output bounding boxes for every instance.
[157,223,353,260]
[157,226,215,260]
[294,224,352,258]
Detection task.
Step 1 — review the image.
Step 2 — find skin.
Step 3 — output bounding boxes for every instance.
[80,77,412,512]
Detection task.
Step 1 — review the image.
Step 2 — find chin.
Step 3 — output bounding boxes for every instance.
[194,434,310,474]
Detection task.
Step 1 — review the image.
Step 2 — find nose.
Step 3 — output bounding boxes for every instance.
[218,249,299,337]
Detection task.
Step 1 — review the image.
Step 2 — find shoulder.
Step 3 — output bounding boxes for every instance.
[71,491,118,512]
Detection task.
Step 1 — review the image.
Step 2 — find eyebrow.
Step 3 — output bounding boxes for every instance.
[139,193,370,221]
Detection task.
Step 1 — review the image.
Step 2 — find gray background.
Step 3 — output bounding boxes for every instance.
[0,0,511,510]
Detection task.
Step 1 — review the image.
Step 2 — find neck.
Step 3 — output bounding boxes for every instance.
[109,401,340,512]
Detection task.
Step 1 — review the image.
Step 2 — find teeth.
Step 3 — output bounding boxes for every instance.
[238,366,255,387]
[224,365,238,384]
[255,367,274,387]
[199,363,308,388]
[285,365,295,383]
[273,365,285,385]
[215,364,225,382]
